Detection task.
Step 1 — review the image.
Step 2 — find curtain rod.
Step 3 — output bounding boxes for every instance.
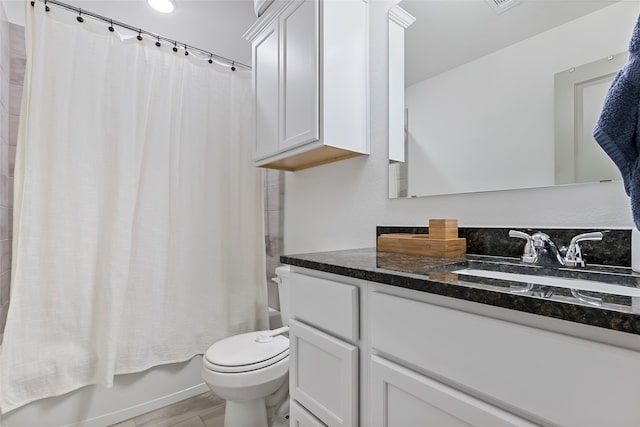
[31,0,252,71]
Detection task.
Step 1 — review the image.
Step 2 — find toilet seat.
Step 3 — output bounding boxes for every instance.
[204,330,289,374]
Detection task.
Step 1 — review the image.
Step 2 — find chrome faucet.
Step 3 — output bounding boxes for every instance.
[509,230,603,267]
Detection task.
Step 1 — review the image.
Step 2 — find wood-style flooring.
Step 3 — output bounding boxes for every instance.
[109,392,225,427]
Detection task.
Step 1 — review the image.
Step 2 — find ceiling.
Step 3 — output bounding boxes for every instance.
[401,0,618,86]
[2,0,256,66]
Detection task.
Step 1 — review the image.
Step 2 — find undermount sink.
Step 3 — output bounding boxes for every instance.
[454,268,640,297]
[430,258,640,308]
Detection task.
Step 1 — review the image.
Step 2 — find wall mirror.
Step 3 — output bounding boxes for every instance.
[388,0,639,199]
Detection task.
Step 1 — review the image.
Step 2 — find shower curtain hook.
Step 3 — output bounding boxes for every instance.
[155,36,161,47]
[30,1,34,7]
[208,54,213,64]
[44,0,50,12]
[172,41,178,53]
[137,29,143,41]
[76,9,84,23]
[108,19,114,32]
[184,44,189,56]
[231,61,236,72]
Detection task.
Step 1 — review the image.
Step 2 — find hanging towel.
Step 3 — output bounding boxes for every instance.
[593,15,640,228]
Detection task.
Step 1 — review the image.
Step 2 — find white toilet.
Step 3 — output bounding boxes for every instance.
[202,266,291,427]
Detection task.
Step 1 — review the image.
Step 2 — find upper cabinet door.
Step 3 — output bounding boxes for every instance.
[279,0,320,151]
[253,20,280,160]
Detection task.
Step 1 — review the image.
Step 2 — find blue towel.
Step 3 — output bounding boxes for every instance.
[593,14,640,228]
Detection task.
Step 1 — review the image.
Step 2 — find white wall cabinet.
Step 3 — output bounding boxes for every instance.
[287,267,640,427]
[244,0,369,171]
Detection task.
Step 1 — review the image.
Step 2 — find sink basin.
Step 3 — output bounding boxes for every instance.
[429,258,640,308]
[454,268,640,297]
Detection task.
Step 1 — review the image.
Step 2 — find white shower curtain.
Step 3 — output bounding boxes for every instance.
[0,3,268,413]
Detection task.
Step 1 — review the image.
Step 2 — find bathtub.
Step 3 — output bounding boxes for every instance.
[0,354,208,427]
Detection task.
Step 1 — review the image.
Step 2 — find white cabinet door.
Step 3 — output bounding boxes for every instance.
[253,19,280,160]
[370,356,537,427]
[290,319,358,427]
[290,399,328,427]
[279,0,319,151]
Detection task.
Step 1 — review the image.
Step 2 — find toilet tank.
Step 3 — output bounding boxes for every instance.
[275,266,291,326]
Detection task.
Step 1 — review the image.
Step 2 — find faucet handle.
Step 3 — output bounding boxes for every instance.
[569,231,603,246]
[565,232,603,267]
[509,230,537,263]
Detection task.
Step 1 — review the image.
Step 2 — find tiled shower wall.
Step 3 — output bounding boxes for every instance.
[0,6,12,340]
[265,169,284,310]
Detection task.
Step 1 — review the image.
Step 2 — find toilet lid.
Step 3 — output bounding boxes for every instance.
[204,330,289,368]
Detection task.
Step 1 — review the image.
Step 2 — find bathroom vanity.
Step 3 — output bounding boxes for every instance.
[281,242,640,427]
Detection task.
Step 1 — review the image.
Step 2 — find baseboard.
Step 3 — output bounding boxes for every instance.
[63,382,210,427]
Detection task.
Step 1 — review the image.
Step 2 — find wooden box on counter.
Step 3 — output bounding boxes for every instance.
[377,234,466,258]
[377,219,466,258]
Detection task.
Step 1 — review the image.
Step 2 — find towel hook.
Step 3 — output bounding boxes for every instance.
[76,9,84,23]
[108,20,114,32]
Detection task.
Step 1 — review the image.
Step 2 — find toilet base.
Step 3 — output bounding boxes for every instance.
[225,398,268,427]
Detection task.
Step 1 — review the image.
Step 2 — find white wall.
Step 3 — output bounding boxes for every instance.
[284,0,634,255]
[405,1,638,197]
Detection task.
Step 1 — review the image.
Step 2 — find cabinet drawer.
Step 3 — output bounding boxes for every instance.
[290,319,358,427]
[370,291,640,427]
[370,355,536,427]
[290,272,359,342]
[290,399,328,427]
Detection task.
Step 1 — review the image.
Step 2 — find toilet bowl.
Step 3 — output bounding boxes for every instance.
[202,266,292,427]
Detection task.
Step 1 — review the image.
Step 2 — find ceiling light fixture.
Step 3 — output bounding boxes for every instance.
[147,0,174,13]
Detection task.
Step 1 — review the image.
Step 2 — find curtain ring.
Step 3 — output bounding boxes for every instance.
[76,9,84,23]
[173,41,178,53]
[30,1,35,7]
[231,61,236,72]
[155,36,161,47]
[184,44,189,56]
[44,0,50,12]
[208,54,213,65]
[108,19,114,32]
[137,29,143,41]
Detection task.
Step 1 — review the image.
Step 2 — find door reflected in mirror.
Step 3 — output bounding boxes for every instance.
[388,0,639,199]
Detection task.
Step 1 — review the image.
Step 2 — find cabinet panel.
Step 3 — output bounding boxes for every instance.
[289,272,359,342]
[370,291,640,427]
[290,319,358,427]
[290,399,328,427]
[253,21,280,160]
[279,0,319,150]
[370,356,535,427]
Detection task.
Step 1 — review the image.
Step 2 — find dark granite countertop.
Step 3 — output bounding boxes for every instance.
[281,248,640,336]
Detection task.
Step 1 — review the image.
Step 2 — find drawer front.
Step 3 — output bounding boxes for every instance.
[290,272,359,342]
[370,291,640,427]
[290,399,328,427]
[290,319,358,427]
[370,355,536,427]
